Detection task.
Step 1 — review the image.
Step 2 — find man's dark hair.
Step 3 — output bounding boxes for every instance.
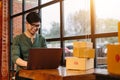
[26,12,41,24]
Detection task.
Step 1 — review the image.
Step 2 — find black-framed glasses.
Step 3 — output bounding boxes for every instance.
[30,23,40,28]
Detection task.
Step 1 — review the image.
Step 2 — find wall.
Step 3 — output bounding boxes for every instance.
[0,0,2,78]
[0,0,9,80]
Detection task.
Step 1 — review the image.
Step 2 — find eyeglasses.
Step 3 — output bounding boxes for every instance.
[30,23,40,28]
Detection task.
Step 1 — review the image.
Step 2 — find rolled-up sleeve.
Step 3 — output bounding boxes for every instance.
[12,36,20,64]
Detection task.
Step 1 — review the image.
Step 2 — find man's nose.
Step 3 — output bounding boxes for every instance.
[33,27,39,30]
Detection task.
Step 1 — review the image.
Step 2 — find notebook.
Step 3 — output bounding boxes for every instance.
[27,48,62,70]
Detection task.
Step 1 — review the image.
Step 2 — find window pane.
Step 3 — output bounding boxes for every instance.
[41,0,53,4]
[13,0,22,15]
[64,40,73,57]
[47,41,60,48]
[96,37,118,68]
[13,16,22,38]
[25,0,38,10]
[64,0,91,37]
[95,0,120,33]
[41,3,60,39]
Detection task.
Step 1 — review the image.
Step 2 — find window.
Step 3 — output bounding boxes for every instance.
[96,37,118,68]
[10,0,119,74]
[64,0,91,37]
[41,0,53,4]
[47,41,60,48]
[13,0,22,15]
[25,0,38,10]
[95,0,119,68]
[95,0,120,33]
[12,16,22,38]
[41,3,60,39]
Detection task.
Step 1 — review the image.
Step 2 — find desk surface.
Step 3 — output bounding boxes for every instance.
[19,66,95,80]
[19,67,120,80]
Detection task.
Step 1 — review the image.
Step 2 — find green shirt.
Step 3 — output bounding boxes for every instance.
[12,33,47,71]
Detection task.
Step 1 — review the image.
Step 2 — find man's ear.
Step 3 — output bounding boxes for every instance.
[26,21,29,25]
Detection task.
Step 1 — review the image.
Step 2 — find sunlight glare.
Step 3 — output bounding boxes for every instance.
[95,0,120,20]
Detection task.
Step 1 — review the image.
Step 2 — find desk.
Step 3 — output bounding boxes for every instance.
[19,67,120,80]
[19,66,95,80]
[94,69,120,80]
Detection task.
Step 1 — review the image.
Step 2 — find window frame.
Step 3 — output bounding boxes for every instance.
[9,0,118,73]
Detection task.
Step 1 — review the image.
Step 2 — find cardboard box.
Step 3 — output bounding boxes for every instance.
[73,42,95,58]
[66,57,94,70]
[107,44,120,75]
[73,42,93,48]
[73,48,95,58]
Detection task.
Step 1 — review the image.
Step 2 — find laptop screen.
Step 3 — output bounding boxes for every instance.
[27,48,63,70]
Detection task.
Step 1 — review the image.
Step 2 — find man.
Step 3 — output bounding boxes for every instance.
[12,12,47,80]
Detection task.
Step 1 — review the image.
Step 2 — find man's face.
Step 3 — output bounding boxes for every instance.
[26,22,40,35]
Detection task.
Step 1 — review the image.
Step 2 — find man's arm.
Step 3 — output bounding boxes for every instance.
[12,35,27,67]
[16,58,27,67]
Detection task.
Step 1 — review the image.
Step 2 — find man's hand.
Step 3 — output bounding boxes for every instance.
[16,58,28,67]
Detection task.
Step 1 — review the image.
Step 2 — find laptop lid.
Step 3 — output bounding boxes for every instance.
[27,48,62,70]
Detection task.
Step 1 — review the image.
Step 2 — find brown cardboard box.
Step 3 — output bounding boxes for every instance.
[66,57,94,70]
[73,42,93,48]
[73,48,95,58]
[73,42,95,58]
[107,44,120,75]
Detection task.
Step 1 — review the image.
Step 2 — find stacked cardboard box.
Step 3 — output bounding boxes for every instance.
[66,42,95,70]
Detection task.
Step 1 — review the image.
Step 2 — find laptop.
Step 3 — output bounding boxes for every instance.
[27,48,63,70]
